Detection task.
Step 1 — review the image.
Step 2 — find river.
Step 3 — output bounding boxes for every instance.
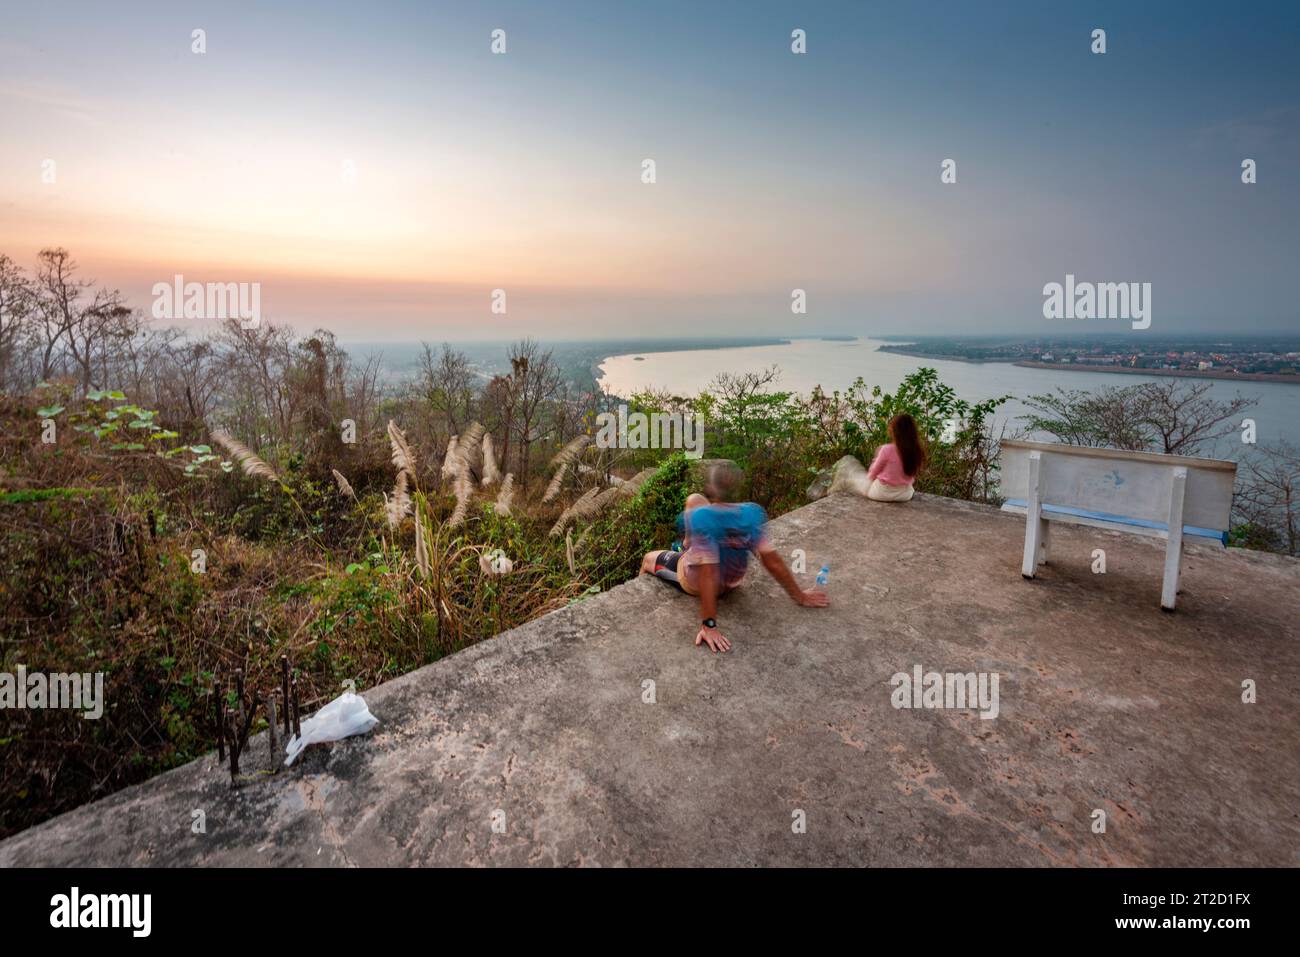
[596,337,1300,460]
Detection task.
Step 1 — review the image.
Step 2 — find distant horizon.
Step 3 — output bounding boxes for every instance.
[332,330,1300,346]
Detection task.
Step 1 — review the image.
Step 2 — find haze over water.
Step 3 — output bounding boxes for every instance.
[597,338,1299,460]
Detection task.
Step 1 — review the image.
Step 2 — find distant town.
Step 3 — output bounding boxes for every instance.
[878,335,1300,382]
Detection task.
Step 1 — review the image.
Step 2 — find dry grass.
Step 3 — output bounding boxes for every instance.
[481,433,501,486]
[385,468,411,527]
[447,470,473,527]
[331,468,357,500]
[414,498,431,579]
[440,433,461,478]
[494,473,515,516]
[387,420,416,474]
[0,389,690,839]
[211,429,278,482]
[543,434,592,502]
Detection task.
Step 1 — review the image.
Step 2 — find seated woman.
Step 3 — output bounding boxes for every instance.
[864,413,927,502]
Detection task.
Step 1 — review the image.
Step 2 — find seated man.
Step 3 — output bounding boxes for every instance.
[639,463,829,653]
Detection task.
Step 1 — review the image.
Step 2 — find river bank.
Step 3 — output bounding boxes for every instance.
[877,347,1299,382]
[1013,361,1300,384]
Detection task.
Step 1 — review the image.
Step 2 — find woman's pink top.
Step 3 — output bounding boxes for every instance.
[867,443,914,486]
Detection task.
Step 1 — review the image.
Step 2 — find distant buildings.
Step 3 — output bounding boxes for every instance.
[879,337,1300,379]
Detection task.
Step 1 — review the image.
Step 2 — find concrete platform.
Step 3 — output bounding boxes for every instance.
[3,492,1298,866]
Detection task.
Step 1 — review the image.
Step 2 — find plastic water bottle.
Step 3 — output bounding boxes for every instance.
[815,564,830,588]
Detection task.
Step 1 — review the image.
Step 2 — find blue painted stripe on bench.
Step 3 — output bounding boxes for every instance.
[1002,499,1228,544]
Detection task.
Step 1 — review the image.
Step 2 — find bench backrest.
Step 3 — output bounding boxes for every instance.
[1000,440,1236,532]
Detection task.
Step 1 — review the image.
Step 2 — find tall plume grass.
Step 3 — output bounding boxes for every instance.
[458,422,486,458]
[566,468,655,547]
[331,468,357,501]
[481,433,501,486]
[454,422,486,478]
[386,468,411,528]
[549,485,600,536]
[211,429,279,482]
[413,499,431,579]
[387,420,416,474]
[440,434,461,479]
[447,470,473,527]
[494,473,514,516]
[543,434,592,503]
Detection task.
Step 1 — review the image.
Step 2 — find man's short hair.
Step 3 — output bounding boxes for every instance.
[705,462,743,502]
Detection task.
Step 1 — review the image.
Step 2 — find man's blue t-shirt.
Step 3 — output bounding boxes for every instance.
[680,502,770,588]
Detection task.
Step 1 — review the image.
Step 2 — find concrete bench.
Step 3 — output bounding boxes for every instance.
[999,440,1236,611]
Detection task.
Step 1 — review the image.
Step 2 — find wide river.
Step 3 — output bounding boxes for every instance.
[597,337,1300,460]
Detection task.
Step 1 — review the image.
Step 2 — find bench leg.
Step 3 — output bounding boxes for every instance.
[1021,452,1043,579]
[1161,468,1187,612]
[1022,518,1041,578]
[1038,518,1050,566]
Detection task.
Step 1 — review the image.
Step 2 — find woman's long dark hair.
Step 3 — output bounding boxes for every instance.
[889,413,927,477]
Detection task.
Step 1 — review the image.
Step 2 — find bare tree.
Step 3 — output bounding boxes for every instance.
[32,247,82,381]
[214,317,297,449]
[482,371,517,478]
[506,339,562,485]
[1234,442,1300,556]
[417,342,476,436]
[115,320,183,409]
[707,365,786,449]
[1,249,391,460]
[290,329,383,464]
[1137,380,1255,456]
[346,352,384,442]
[157,337,222,437]
[0,254,35,391]
[709,365,782,403]
[1023,381,1254,456]
[1021,385,1151,449]
[33,248,136,390]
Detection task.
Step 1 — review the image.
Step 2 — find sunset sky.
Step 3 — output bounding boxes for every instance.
[2,0,1298,339]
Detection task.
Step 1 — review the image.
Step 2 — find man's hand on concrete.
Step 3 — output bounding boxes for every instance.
[695,625,731,653]
[796,589,830,607]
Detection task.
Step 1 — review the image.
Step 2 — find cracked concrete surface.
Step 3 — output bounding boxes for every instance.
[2,492,1297,866]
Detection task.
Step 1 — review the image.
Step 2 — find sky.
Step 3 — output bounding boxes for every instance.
[2,0,1298,341]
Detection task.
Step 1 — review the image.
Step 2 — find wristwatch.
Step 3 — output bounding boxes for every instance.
[702,618,717,629]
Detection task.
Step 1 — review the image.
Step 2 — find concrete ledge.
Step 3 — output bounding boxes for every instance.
[3,492,1298,866]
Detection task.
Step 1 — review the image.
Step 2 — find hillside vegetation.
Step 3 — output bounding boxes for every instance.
[1,247,1295,837]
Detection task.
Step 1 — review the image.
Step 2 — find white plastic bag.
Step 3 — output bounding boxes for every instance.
[284,691,379,766]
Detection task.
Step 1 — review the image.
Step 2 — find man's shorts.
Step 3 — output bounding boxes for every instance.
[651,550,685,592]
